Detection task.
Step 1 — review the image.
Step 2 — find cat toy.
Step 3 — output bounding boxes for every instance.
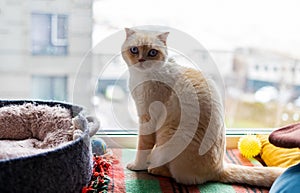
[91,138,107,156]
[238,135,262,158]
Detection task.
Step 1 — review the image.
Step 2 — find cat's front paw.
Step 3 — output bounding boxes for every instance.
[126,161,148,171]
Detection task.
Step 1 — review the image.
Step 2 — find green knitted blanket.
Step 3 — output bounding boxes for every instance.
[107,149,269,193]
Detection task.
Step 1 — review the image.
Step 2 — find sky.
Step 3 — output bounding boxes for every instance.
[93,0,300,59]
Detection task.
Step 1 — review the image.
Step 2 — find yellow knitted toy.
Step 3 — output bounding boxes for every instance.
[238,135,262,158]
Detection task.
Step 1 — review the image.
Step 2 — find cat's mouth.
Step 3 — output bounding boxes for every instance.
[134,62,148,70]
[132,60,164,71]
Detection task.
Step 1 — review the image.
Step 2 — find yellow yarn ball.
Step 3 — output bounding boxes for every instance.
[238,135,262,158]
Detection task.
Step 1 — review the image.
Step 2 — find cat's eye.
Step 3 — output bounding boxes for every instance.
[129,47,139,54]
[148,49,158,57]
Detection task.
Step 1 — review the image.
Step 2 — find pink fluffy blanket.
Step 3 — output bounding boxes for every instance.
[0,103,81,160]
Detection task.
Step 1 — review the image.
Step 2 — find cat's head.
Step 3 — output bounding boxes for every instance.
[121,28,169,71]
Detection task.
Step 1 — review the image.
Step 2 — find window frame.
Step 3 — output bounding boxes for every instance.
[95,128,274,149]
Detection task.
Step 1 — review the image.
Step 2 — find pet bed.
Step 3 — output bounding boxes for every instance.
[103,148,270,193]
[0,100,99,193]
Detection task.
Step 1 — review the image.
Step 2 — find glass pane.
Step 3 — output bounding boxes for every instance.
[31,13,51,55]
[31,76,67,101]
[52,76,68,101]
[31,13,68,55]
[225,49,300,128]
[92,1,300,132]
[0,0,299,133]
[0,1,90,109]
[31,76,52,100]
[56,15,68,40]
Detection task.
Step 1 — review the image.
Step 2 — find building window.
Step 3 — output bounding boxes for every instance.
[31,13,68,55]
[31,76,68,101]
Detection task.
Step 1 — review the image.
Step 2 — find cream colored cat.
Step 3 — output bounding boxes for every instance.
[121,27,284,187]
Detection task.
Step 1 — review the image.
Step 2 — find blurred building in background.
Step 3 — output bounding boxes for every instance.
[1,0,300,128]
[230,48,300,101]
[0,0,93,109]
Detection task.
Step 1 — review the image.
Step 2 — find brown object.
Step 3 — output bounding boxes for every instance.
[0,103,73,159]
[269,123,300,148]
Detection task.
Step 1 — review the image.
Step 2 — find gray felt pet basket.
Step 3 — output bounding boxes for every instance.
[0,100,97,193]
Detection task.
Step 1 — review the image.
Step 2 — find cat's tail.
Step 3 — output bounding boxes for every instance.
[217,163,285,187]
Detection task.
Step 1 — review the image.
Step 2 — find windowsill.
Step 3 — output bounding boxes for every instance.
[95,128,274,149]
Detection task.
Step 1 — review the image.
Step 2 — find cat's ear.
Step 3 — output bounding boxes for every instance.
[157,32,169,45]
[125,28,136,39]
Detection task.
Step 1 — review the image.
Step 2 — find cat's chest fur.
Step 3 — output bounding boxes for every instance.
[128,61,184,93]
[128,61,184,116]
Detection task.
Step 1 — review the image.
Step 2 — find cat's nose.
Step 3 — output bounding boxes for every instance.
[138,59,146,62]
